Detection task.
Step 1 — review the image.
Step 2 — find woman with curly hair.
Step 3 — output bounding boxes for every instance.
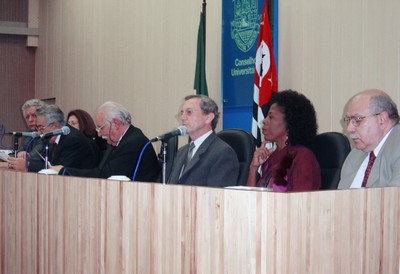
[246,90,321,192]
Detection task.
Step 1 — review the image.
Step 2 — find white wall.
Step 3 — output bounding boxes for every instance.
[35,0,400,143]
[279,0,400,133]
[35,0,222,149]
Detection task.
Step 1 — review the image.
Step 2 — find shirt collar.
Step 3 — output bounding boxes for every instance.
[191,130,213,155]
[116,126,130,146]
[54,135,61,144]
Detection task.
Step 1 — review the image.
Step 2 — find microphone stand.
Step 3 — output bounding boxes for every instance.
[159,140,168,184]
[13,136,19,157]
[44,143,49,169]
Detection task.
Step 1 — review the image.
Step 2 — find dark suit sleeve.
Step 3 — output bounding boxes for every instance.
[170,135,240,187]
[63,126,160,181]
[206,145,239,187]
[51,131,97,169]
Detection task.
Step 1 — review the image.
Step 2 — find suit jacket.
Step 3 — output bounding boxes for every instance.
[18,136,44,162]
[168,132,239,187]
[64,125,160,182]
[338,124,400,188]
[29,125,98,172]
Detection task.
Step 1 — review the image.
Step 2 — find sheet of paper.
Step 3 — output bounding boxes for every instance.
[225,186,272,192]
[0,151,11,162]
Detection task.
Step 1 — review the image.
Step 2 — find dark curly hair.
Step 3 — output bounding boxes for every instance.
[265,89,318,146]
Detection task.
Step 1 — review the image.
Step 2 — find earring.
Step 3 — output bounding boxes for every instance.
[285,136,289,146]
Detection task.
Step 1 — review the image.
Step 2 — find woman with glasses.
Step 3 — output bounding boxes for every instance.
[338,89,400,189]
[246,90,321,192]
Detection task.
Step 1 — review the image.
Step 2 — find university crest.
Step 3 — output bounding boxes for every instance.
[230,0,259,52]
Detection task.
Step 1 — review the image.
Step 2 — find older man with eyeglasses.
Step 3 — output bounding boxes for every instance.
[338,89,400,189]
[53,101,160,182]
[7,99,46,169]
[167,95,239,187]
[9,104,98,172]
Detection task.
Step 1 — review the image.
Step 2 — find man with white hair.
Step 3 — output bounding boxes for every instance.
[6,99,46,170]
[9,103,98,172]
[55,101,160,181]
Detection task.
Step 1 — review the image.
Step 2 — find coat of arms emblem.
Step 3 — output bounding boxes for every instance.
[230,0,260,52]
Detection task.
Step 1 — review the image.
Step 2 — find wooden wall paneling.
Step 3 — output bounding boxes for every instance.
[35,0,222,143]
[0,1,35,148]
[34,0,400,138]
[0,34,35,148]
[279,0,400,133]
[27,0,39,47]
[0,0,27,22]
[1,169,399,273]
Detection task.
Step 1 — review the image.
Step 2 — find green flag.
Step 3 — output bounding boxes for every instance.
[194,12,208,96]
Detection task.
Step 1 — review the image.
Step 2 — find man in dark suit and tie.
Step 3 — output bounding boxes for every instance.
[168,95,239,187]
[6,99,47,171]
[54,101,160,182]
[27,104,98,172]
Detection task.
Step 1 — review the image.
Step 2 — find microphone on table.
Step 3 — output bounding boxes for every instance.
[7,131,40,138]
[40,126,71,139]
[150,126,187,142]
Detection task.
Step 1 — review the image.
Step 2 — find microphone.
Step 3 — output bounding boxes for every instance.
[40,126,71,139]
[8,131,39,138]
[151,126,187,142]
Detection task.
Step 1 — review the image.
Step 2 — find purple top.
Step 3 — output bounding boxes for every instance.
[257,145,321,192]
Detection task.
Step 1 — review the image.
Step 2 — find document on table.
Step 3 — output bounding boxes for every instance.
[0,151,11,162]
[225,186,272,191]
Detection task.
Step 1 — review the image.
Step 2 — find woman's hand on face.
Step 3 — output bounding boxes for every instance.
[251,140,273,167]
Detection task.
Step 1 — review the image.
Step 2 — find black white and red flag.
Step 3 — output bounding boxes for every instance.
[252,0,278,145]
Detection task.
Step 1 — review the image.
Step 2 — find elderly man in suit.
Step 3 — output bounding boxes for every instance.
[6,99,46,171]
[54,101,160,182]
[168,95,239,187]
[9,104,98,172]
[338,89,400,188]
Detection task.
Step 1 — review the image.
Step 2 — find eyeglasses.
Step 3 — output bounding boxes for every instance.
[95,120,109,133]
[343,113,381,127]
[36,123,53,132]
[179,109,200,117]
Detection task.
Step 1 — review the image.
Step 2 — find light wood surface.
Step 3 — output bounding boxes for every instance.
[0,169,399,273]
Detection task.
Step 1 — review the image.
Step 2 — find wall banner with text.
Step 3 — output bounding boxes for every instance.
[222,0,276,109]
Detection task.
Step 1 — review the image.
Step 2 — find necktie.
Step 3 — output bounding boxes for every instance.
[50,143,59,162]
[98,146,113,170]
[361,151,376,187]
[186,142,195,163]
[179,142,195,178]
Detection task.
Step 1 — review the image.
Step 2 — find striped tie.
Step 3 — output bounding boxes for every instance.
[361,151,376,187]
[179,142,195,179]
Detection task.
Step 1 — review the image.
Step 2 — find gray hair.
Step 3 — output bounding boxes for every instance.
[370,94,400,124]
[21,99,47,115]
[97,101,132,125]
[35,104,66,126]
[184,95,220,130]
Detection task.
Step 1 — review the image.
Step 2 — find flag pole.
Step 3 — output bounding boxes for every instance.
[202,0,207,57]
[194,0,208,96]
